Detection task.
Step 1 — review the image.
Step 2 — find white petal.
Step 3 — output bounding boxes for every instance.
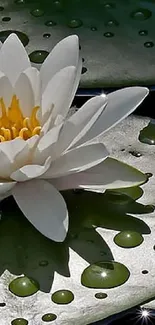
[0,33,30,85]
[70,57,82,100]
[57,95,107,152]
[23,67,41,106]
[12,179,68,242]
[50,158,147,191]
[42,143,109,179]
[27,135,40,150]
[76,87,149,145]
[40,35,79,92]
[33,123,63,164]
[11,156,52,182]
[0,139,29,178]
[15,72,35,117]
[0,181,16,195]
[0,73,13,108]
[42,66,76,123]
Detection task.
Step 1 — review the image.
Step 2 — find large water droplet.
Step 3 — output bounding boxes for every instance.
[0,6,4,10]
[31,9,44,17]
[104,32,114,37]
[114,230,144,248]
[139,122,155,144]
[9,276,39,297]
[130,9,152,20]
[45,20,57,26]
[95,292,107,299]
[106,186,143,201]
[139,30,148,36]
[0,302,5,307]
[42,314,57,322]
[81,261,130,288]
[29,50,49,63]
[0,30,29,46]
[68,19,83,28]
[11,319,28,325]
[51,290,74,304]
[144,41,154,48]
[104,191,133,205]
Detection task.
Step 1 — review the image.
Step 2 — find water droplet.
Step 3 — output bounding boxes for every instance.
[29,50,49,63]
[91,26,97,31]
[104,3,115,9]
[31,9,44,17]
[114,231,144,248]
[129,150,142,157]
[39,260,49,267]
[43,33,51,38]
[142,270,148,274]
[53,0,63,11]
[2,17,11,22]
[11,319,28,325]
[105,20,119,26]
[95,292,107,299]
[130,9,152,20]
[51,290,74,304]
[0,6,4,10]
[139,122,155,144]
[68,19,83,28]
[82,58,85,62]
[144,41,154,48]
[45,20,57,26]
[82,67,87,74]
[139,30,148,36]
[42,314,57,322]
[0,302,5,307]
[81,261,130,288]
[14,0,25,3]
[104,32,114,37]
[0,30,29,46]
[9,276,39,297]
[106,186,143,201]
[104,191,133,205]
[145,172,153,178]
[145,204,155,212]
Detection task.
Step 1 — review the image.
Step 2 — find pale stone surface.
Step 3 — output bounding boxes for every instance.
[0,115,155,325]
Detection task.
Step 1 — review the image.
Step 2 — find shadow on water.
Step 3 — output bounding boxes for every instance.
[0,187,151,293]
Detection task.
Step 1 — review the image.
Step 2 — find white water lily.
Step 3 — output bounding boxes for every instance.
[0,33,149,242]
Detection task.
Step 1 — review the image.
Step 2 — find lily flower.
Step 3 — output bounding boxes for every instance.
[0,33,148,241]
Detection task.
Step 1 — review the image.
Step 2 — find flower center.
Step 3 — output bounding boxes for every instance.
[0,95,41,142]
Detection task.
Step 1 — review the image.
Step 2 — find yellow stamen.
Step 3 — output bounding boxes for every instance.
[1,127,11,141]
[0,95,41,142]
[32,126,42,136]
[30,106,40,129]
[11,126,18,139]
[0,135,5,142]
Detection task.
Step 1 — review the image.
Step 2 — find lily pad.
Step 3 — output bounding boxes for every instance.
[0,116,155,324]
